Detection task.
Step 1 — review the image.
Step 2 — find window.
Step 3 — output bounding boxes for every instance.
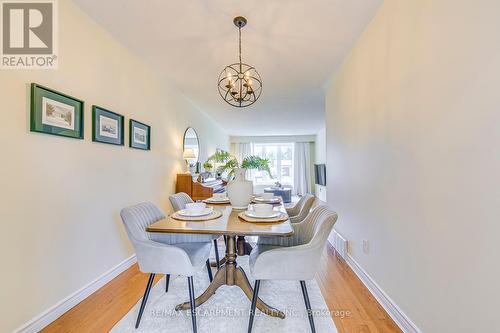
[252,143,294,185]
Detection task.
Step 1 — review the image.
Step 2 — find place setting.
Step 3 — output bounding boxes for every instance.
[252,192,282,205]
[203,192,231,204]
[171,202,222,221]
[238,203,288,223]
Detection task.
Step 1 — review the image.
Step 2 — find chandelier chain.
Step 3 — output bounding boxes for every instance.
[238,27,242,70]
[238,26,243,100]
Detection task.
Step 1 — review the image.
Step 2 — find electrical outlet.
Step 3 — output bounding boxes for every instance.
[362,239,369,254]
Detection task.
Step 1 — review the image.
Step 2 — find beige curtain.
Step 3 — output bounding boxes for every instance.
[293,142,312,195]
[231,142,254,180]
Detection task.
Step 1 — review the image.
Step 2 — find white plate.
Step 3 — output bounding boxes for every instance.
[178,207,213,217]
[244,210,281,219]
[205,197,230,203]
[254,196,280,203]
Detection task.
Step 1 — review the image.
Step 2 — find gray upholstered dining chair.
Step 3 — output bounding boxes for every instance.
[121,202,213,332]
[257,193,316,247]
[247,205,338,333]
[285,193,316,223]
[169,192,195,211]
[169,192,222,268]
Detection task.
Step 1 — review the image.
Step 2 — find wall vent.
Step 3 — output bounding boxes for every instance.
[329,228,348,259]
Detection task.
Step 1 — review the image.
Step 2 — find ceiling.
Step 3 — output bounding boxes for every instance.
[74,0,382,136]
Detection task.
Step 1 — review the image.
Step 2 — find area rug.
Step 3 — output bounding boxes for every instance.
[111,256,337,333]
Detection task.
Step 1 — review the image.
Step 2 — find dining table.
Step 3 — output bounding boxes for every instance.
[146,202,294,319]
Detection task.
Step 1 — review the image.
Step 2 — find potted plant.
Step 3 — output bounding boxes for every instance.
[203,161,213,173]
[206,150,271,208]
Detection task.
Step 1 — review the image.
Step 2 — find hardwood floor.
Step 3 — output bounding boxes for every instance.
[317,244,401,333]
[42,243,401,333]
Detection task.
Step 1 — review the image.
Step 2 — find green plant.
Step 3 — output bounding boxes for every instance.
[203,161,213,170]
[206,149,272,179]
[207,150,232,163]
[241,155,272,173]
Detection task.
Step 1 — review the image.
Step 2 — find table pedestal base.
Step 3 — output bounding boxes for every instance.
[210,235,252,267]
[176,235,285,319]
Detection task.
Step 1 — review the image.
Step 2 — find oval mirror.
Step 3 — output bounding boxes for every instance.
[183,127,200,163]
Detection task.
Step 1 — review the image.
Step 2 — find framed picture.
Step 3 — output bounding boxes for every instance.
[30,83,84,139]
[129,119,151,150]
[92,105,124,146]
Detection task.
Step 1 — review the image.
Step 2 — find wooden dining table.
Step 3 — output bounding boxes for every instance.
[146,203,294,318]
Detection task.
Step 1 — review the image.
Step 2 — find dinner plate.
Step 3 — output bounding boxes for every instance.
[244,210,281,219]
[254,196,280,203]
[177,207,213,217]
[205,197,230,203]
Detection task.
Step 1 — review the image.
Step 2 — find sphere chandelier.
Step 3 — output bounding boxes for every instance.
[218,16,262,108]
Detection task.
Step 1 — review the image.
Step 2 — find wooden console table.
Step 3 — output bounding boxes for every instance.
[176,173,226,201]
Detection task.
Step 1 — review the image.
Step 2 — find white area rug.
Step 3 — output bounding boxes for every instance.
[111,256,337,333]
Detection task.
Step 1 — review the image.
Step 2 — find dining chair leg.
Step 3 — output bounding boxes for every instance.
[300,280,316,333]
[135,273,155,329]
[247,280,260,333]
[188,276,197,333]
[206,259,213,282]
[213,239,220,269]
[165,274,170,292]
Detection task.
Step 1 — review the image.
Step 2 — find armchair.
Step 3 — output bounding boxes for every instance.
[257,193,316,246]
[169,192,222,268]
[247,205,338,333]
[285,193,315,223]
[121,202,213,332]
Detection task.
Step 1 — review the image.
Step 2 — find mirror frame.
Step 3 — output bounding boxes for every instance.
[183,127,200,163]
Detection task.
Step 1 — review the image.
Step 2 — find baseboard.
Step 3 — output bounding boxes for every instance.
[12,254,137,333]
[343,251,422,333]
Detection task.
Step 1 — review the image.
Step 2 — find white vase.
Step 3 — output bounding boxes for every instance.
[226,168,253,208]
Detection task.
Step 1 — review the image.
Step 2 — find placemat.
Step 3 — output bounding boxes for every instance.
[238,211,288,223]
[171,210,222,221]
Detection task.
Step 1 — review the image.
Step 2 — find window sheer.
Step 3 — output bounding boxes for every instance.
[252,143,294,185]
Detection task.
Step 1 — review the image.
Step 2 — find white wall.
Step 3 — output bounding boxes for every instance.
[325,1,500,332]
[0,1,228,332]
[314,127,327,202]
[230,135,316,144]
